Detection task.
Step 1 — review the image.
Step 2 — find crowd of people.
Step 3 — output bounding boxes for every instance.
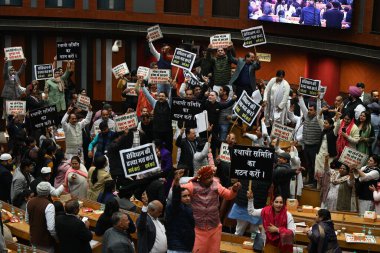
[249,0,353,29]
[1,26,379,253]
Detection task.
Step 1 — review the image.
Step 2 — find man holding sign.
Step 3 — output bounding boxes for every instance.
[227,43,260,98]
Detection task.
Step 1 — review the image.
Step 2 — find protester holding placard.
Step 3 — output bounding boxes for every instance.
[334,111,360,157]
[61,104,93,160]
[299,94,322,187]
[45,62,72,113]
[263,70,290,126]
[208,44,234,91]
[2,57,27,117]
[227,44,261,98]
[352,155,380,215]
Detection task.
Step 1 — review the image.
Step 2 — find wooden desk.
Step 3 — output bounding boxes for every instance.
[5,240,47,253]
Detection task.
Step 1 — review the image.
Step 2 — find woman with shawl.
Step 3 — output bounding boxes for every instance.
[334,111,359,157]
[321,154,354,212]
[247,191,295,253]
[356,111,375,155]
[306,209,341,253]
[64,156,88,198]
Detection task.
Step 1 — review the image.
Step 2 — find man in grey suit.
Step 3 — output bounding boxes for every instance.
[227,44,261,98]
[357,82,371,106]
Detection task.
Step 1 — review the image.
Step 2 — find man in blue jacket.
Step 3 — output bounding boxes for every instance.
[299,1,321,26]
[325,1,344,29]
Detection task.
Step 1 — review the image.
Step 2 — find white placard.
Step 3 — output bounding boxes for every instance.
[147,25,163,42]
[195,110,208,133]
[137,66,150,79]
[4,47,24,61]
[339,146,369,167]
[126,83,137,96]
[6,100,26,115]
[76,94,91,111]
[148,69,171,84]
[271,122,295,142]
[115,112,138,132]
[256,53,271,62]
[219,142,231,162]
[112,62,130,79]
[210,33,231,49]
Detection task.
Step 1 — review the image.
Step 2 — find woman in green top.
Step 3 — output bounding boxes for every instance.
[357,111,375,155]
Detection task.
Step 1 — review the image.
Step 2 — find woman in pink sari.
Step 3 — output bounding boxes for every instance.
[64,156,88,198]
[247,192,295,253]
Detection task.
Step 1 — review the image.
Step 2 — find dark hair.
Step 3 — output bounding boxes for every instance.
[356,82,365,89]
[54,69,60,73]
[325,118,334,127]
[103,103,112,110]
[13,189,33,208]
[318,209,331,221]
[272,194,284,203]
[54,149,65,165]
[46,145,57,155]
[99,121,109,132]
[222,85,230,94]
[358,111,371,131]
[71,156,81,164]
[370,154,380,166]
[20,158,34,171]
[65,199,80,215]
[276,70,286,78]
[340,163,350,173]
[25,136,36,146]
[91,155,107,185]
[185,127,193,136]
[53,201,65,214]
[331,1,340,8]
[99,180,116,203]
[159,91,167,97]
[104,198,120,217]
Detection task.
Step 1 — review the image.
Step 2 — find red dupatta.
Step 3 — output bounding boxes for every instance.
[261,205,294,253]
[336,119,355,156]
[63,167,88,192]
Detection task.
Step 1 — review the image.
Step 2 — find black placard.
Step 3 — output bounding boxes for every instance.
[56,41,80,60]
[171,98,204,126]
[119,143,160,177]
[230,145,275,181]
[184,70,203,87]
[298,77,320,97]
[171,48,196,71]
[241,26,266,48]
[29,105,58,129]
[34,64,53,80]
[232,90,261,126]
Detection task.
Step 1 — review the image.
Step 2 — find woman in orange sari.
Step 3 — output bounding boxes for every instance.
[247,192,295,253]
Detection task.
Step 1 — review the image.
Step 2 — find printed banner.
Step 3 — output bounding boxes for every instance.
[29,105,58,129]
[126,82,137,96]
[171,48,196,72]
[241,26,266,48]
[230,145,275,181]
[210,33,231,49]
[148,69,171,84]
[120,143,160,177]
[171,98,204,126]
[219,142,231,162]
[76,94,91,111]
[256,53,271,62]
[4,47,24,61]
[112,62,130,79]
[56,41,80,60]
[114,112,138,132]
[339,146,369,167]
[147,25,163,42]
[232,90,261,126]
[137,66,150,79]
[34,64,53,80]
[271,122,295,142]
[299,77,321,97]
[6,101,26,115]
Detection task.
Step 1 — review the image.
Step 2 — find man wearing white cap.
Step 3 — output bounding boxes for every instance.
[0,153,13,203]
[26,181,56,253]
[30,167,64,197]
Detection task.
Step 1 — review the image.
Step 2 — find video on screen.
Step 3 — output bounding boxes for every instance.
[248,0,353,29]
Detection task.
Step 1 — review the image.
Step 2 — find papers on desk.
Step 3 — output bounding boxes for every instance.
[90,240,100,249]
[345,233,376,244]
[294,222,307,227]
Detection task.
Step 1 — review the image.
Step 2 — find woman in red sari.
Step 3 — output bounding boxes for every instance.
[247,192,295,253]
[334,111,360,157]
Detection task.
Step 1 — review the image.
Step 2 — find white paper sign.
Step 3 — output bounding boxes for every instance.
[147,25,163,42]
[115,112,138,132]
[210,33,231,49]
[339,146,369,167]
[4,47,24,61]
[75,94,91,111]
[195,110,208,133]
[256,53,271,62]
[219,142,231,162]
[148,69,171,84]
[112,63,130,79]
[271,122,295,142]
[137,66,150,79]
[6,100,26,115]
[126,82,137,96]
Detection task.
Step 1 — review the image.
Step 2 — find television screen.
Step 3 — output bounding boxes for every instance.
[248,0,354,29]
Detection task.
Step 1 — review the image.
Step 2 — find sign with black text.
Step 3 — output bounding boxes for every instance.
[4,47,24,61]
[233,90,261,126]
[34,64,53,80]
[210,33,231,49]
[148,69,171,84]
[171,98,204,126]
[171,48,196,72]
[219,142,231,162]
[6,101,26,115]
[241,26,266,48]
[184,70,204,87]
[76,94,91,111]
[147,25,163,42]
[29,105,58,129]
[299,77,320,97]
[120,143,160,177]
[339,146,369,167]
[137,66,150,79]
[112,62,130,79]
[115,112,138,132]
[126,83,137,96]
[271,122,295,141]
[56,41,80,60]
[230,145,275,181]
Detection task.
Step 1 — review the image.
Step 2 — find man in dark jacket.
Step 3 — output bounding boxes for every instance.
[0,153,13,203]
[176,127,198,176]
[56,199,93,253]
[324,1,344,28]
[165,169,195,252]
[272,152,302,202]
[137,194,167,253]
